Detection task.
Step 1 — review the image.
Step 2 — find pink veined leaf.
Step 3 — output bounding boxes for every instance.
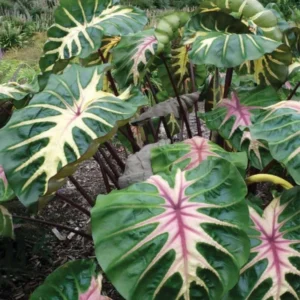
[241,199,300,299]
[218,92,260,137]
[174,137,219,170]
[264,100,300,117]
[80,274,112,300]
[241,132,268,167]
[0,165,8,188]
[130,35,157,84]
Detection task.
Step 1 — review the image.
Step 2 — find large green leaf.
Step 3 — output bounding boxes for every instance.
[111,29,158,87]
[92,158,250,299]
[151,136,247,175]
[0,64,147,206]
[0,205,14,239]
[251,100,300,184]
[200,0,282,41]
[200,87,279,169]
[30,259,111,300]
[186,12,281,68]
[0,165,15,202]
[40,0,147,73]
[230,187,300,299]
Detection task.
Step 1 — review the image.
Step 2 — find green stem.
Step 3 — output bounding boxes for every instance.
[246,174,293,190]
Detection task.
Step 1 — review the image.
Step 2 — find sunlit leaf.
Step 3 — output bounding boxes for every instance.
[230,187,300,299]
[92,158,250,300]
[186,12,281,68]
[0,205,14,239]
[0,64,147,206]
[30,259,111,300]
[251,100,300,184]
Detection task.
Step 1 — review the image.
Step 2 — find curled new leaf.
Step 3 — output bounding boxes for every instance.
[30,259,111,300]
[251,101,300,184]
[0,64,147,206]
[92,158,250,300]
[230,187,300,299]
[0,165,15,202]
[0,205,14,239]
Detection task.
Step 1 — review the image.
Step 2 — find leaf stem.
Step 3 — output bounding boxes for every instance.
[68,176,95,206]
[104,142,125,171]
[288,82,300,100]
[13,215,92,240]
[246,174,293,190]
[223,68,233,98]
[98,148,120,178]
[160,54,192,138]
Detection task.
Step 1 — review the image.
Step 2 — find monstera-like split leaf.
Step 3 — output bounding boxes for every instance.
[251,101,300,184]
[40,0,147,73]
[92,158,250,300]
[201,87,279,169]
[151,136,247,175]
[0,64,147,206]
[230,187,300,299]
[185,12,281,68]
[111,29,158,87]
[0,206,14,239]
[31,259,111,300]
[0,165,15,202]
[0,82,38,103]
[200,0,282,41]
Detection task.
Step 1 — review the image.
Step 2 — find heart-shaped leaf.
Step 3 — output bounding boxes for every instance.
[151,136,247,175]
[251,101,300,184]
[92,158,250,300]
[0,64,147,206]
[0,205,14,239]
[0,165,14,202]
[186,12,281,68]
[230,187,300,299]
[40,0,147,73]
[30,259,111,300]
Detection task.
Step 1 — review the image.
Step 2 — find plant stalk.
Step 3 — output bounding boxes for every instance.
[98,148,120,178]
[288,82,300,100]
[223,68,233,98]
[104,142,125,171]
[68,176,95,206]
[94,152,112,193]
[160,54,192,138]
[56,192,91,216]
[246,174,293,190]
[13,215,92,240]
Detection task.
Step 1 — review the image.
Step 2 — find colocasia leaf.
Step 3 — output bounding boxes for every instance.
[230,187,300,299]
[251,101,300,184]
[0,165,15,202]
[0,82,38,102]
[0,64,147,206]
[0,205,14,239]
[92,158,250,300]
[30,259,111,300]
[40,0,147,73]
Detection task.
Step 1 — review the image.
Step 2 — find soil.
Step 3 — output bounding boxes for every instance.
[0,111,272,300]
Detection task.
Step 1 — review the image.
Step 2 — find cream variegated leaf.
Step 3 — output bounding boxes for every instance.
[0,82,38,102]
[92,158,250,300]
[0,64,147,206]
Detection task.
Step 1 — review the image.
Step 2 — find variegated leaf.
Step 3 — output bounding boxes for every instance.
[30,259,111,300]
[0,64,147,206]
[199,0,282,41]
[185,12,281,68]
[92,158,250,300]
[0,82,38,102]
[230,187,300,299]
[40,0,147,73]
[0,165,15,202]
[111,29,158,87]
[200,87,279,169]
[0,205,14,239]
[251,100,300,184]
[151,136,247,175]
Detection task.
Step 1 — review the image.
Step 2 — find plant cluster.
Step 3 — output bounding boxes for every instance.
[0,0,300,299]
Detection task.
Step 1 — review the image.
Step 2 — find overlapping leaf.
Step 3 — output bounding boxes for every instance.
[0,64,147,206]
[0,165,15,202]
[185,12,281,68]
[230,187,300,299]
[0,205,14,239]
[251,100,300,184]
[40,0,147,73]
[200,87,279,169]
[92,158,250,300]
[30,259,111,300]
[111,29,158,87]
[0,82,38,102]
[151,136,247,175]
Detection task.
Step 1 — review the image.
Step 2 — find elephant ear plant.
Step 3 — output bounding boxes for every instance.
[0,0,300,299]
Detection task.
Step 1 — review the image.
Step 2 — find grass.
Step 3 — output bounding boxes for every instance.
[0,32,47,84]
